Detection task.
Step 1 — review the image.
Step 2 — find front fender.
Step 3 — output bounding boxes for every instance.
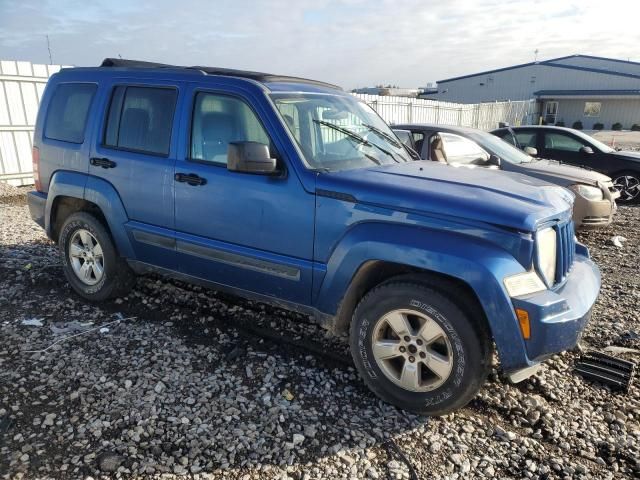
[315,222,530,369]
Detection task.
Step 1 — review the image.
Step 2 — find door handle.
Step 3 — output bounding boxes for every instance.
[174,172,206,186]
[90,157,117,169]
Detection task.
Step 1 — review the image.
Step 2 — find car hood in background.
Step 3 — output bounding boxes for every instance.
[612,150,640,163]
[317,161,573,232]
[515,159,612,187]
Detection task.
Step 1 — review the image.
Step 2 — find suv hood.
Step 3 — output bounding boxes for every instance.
[519,158,611,186]
[317,161,573,232]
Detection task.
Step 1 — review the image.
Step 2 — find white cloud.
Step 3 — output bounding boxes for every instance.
[0,0,637,89]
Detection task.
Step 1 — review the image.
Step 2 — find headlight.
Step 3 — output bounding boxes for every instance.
[504,271,547,297]
[573,184,604,201]
[537,227,557,286]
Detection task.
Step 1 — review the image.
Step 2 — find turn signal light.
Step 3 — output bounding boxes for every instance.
[515,309,531,340]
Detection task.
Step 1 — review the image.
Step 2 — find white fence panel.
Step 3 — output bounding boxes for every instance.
[0,60,69,186]
[353,93,537,131]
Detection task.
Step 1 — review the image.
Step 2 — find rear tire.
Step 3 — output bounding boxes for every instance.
[612,171,640,203]
[59,212,135,301]
[350,281,491,415]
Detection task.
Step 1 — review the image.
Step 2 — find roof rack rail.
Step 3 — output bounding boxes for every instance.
[100,58,341,90]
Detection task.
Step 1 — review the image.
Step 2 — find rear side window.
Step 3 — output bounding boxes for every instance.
[104,86,177,156]
[44,83,97,144]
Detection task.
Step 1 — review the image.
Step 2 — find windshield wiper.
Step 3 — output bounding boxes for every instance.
[313,119,401,163]
[362,123,402,148]
[313,120,370,145]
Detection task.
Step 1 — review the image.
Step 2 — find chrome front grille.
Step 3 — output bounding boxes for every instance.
[555,220,575,284]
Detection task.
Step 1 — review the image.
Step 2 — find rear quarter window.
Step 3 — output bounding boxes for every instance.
[44,83,97,144]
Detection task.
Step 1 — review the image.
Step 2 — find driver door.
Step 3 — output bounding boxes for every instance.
[172,85,315,305]
[540,130,602,169]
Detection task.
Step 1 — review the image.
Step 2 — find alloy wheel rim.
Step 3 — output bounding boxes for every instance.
[371,309,454,392]
[69,229,104,286]
[613,175,640,201]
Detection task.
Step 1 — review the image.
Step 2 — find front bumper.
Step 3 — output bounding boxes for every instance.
[509,251,600,368]
[573,193,616,228]
[27,191,47,230]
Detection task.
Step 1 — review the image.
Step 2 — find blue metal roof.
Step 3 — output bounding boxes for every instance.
[437,54,640,84]
[534,89,640,96]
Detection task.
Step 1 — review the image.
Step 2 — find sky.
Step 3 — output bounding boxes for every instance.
[1,0,638,89]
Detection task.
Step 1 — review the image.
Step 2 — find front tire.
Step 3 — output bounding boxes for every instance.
[350,281,491,415]
[612,172,640,203]
[59,212,135,301]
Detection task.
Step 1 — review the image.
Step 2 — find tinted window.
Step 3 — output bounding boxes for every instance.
[44,83,97,144]
[515,131,537,148]
[493,130,516,146]
[104,86,177,156]
[544,132,586,152]
[190,92,270,165]
[440,133,490,165]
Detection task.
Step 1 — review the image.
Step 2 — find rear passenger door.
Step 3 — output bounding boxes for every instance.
[172,85,315,305]
[90,80,182,269]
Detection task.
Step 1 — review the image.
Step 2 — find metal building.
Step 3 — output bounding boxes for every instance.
[426,55,640,130]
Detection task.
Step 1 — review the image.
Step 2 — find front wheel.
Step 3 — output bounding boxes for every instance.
[59,212,135,301]
[612,172,640,203]
[350,281,491,415]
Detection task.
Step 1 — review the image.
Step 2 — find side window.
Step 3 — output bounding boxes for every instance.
[439,133,490,165]
[104,86,177,156]
[44,83,97,144]
[493,130,516,146]
[544,132,586,152]
[514,131,537,149]
[190,92,270,165]
[412,132,425,156]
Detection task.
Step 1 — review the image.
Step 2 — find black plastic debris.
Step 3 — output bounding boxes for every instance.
[575,351,636,393]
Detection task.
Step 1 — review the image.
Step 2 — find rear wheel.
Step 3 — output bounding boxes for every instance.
[59,212,135,301]
[612,172,640,203]
[350,281,491,415]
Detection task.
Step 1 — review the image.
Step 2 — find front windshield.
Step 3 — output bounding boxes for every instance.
[468,130,533,164]
[570,129,615,153]
[271,93,411,171]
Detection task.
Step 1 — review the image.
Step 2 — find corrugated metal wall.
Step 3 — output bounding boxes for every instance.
[0,60,68,186]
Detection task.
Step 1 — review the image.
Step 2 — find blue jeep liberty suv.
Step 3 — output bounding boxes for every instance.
[27,59,601,415]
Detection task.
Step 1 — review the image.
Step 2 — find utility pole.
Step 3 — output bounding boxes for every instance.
[46,35,53,64]
[534,49,539,62]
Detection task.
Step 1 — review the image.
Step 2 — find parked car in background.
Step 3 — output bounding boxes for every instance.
[393,124,619,228]
[491,125,640,203]
[27,59,601,415]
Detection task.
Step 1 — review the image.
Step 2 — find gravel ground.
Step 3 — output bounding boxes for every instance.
[1,184,638,479]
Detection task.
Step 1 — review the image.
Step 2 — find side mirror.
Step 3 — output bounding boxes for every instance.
[489,154,501,167]
[580,146,594,155]
[524,146,538,156]
[227,142,277,174]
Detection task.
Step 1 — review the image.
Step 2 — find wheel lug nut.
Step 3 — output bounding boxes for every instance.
[416,339,423,346]
[419,352,426,359]
[408,356,415,363]
[403,336,410,342]
[399,346,406,353]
